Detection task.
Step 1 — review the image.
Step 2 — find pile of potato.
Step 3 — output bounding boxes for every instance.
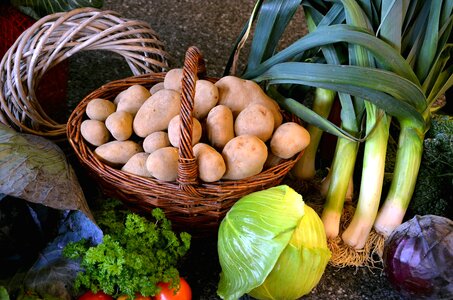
[81,69,310,182]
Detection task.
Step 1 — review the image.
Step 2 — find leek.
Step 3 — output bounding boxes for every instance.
[339,0,392,249]
[291,10,338,180]
[225,0,452,261]
[321,137,358,238]
[321,0,375,239]
[343,0,404,245]
[374,120,424,237]
[342,107,391,248]
[374,0,453,238]
[292,88,336,180]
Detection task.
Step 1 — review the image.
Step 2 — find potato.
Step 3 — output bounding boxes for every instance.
[133,89,181,137]
[105,111,133,141]
[222,135,268,180]
[193,80,219,119]
[146,147,179,181]
[94,140,142,166]
[115,84,151,115]
[206,105,234,150]
[81,119,110,146]
[168,115,202,148]
[270,122,310,159]
[193,143,226,182]
[150,82,165,94]
[234,103,274,142]
[121,152,152,177]
[215,76,283,128]
[143,131,170,153]
[163,68,184,92]
[86,98,116,121]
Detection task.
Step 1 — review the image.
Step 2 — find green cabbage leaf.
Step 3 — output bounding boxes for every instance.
[217,185,330,300]
[217,185,305,299]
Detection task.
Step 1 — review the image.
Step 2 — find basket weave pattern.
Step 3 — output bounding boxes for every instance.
[0,7,169,139]
[68,46,303,233]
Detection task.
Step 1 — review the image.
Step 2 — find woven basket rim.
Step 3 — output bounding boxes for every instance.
[0,7,169,139]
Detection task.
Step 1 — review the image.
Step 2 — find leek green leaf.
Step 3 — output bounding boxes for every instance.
[402,1,430,65]
[415,0,442,81]
[377,0,407,50]
[223,0,263,76]
[253,62,426,124]
[423,44,453,103]
[243,24,419,84]
[247,0,302,70]
[304,5,361,134]
[268,87,360,141]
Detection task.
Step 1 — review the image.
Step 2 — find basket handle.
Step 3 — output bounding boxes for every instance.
[177,46,206,195]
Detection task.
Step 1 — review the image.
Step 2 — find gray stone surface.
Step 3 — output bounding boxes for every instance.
[66,1,410,299]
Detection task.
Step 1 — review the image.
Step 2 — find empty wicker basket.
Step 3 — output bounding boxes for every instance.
[0,7,169,140]
[67,46,304,234]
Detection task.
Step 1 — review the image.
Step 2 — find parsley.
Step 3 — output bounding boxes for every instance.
[63,203,191,299]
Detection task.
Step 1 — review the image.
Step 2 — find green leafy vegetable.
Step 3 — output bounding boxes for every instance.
[217,185,330,300]
[63,205,191,299]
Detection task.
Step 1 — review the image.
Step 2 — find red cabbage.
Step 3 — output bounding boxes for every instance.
[383,215,453,299]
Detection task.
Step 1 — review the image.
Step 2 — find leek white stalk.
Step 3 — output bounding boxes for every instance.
[321,137,358,238]
[292,88,336,180]
[342,106,390,248]
[374,121,424,237]
[320,170,354,202]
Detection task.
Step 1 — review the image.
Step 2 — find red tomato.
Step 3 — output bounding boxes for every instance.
[117,293,151,300]
[132,296,151,300]
[78,290,114,300]
[155,277,192,300]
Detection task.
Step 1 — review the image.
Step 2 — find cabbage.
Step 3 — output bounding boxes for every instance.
[217,185,331,300]
[383,215,453,299]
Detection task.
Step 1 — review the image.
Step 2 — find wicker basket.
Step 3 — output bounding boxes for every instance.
[0,7,169,140]
[67,46,304,234]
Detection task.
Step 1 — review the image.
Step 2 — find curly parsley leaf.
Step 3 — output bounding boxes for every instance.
[63,206,191,298]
